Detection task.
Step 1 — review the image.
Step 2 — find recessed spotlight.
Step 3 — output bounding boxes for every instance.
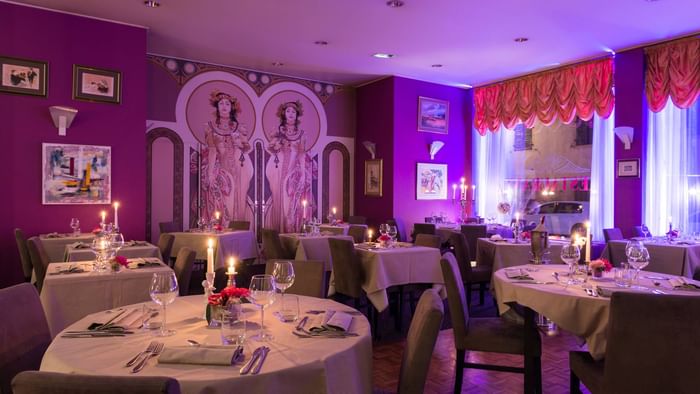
[314,40,328,46]
[271,62,284,67]
[386,0,405,7]
[431,64,443,68]
[143,1,160,7]
[372,53,395,59]
[514,37,529,43]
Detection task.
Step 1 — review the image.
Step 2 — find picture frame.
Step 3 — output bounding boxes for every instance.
[0,55,47,97]
[617,159,640,178]
[42,143,112,205]
[417,96,449,134]
[416,162,448,200]
[73,65,121,104]
[364,159,383,197]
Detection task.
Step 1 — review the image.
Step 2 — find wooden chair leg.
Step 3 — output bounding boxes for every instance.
[570,370,581,394]
[454,349,465,394]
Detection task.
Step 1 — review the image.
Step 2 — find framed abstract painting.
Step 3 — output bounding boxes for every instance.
[416,162,447,200]
[42,143,111,204]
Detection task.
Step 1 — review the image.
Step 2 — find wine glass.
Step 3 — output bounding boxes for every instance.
[91,235,111,272]
[388,225,398,243]
[641,224,649,238]
[249,274,276,341]
[149,271,179,337]
[70,218,80,236]
[560,243,581,284]
[111,233,125,258]
[379,224,389,237]
[628,246,650,286]
[272,261,296,322]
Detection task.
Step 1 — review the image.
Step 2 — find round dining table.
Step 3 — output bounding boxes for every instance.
[41,295,372,394]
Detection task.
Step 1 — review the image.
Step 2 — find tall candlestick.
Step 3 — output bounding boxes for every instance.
[585,221,591,263]
[206,238,214,274]
[100,210,106,225]
[302,200,307,219]
[452,183,457,200]
[113,202,119,229]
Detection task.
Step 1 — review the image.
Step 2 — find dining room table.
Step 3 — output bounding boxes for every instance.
[436,223,515,243]
[40,295,372,394]
[318,223,367,236]
[170,230,258,268]
[492,263,700,360]
[476,237,569,272]
[40,259,173,337]
[39,232,95,262]
[279,233,355,271]
[64,241,161,262]
[601,238,700,277]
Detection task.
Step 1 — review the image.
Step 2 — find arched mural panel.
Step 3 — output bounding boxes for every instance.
[322,141,350,220]
[146,128,183,242]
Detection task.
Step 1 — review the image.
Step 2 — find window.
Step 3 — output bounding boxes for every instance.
[513,124,533,151]
[574,117,593,146]
[538,203,556,214]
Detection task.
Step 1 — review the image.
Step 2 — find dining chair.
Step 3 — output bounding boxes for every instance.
[347,225,366,243]
[228,220,250,231]
[158,221,180,234]
[26,237,50,293]
[633,225,652,237]
[448,232,491,307]
[322,226,345,235]
[414,234,441,249]
[261,228,294,260]
[460,224,487,262]
[412,223,436,242]
[0,283,51,394]
[396,289,444,394]
[348,215,367,225]
[441,253,542,394]
[157,233,175,266]
[14,228,33,282]
[12,371,181,394]
[602,228,624,242]
[387,218,403,242]
[570,292,700,394]
[173,247,196,296]
[265,260,326,298]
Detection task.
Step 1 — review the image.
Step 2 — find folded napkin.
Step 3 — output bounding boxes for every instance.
[309,310,354,333]
[158,346,242,366]
[72,242,90,249]
[49,265,85,275]
[504,269,533,281]
[126,258,162,269]
[45,232,63,238]
[668,277,700,290]
[112,308,145,329]
[490,234,504,241]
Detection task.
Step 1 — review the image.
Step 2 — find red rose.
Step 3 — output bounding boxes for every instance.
[378,234,391,242]
[208,294,222,306]
[222,287,249,299]
[114,255,129,267]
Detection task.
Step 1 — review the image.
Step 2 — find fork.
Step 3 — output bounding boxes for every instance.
[131,342,164,373]
[125,341,157,367]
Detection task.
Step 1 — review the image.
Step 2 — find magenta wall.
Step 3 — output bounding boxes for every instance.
[0,3,147,287]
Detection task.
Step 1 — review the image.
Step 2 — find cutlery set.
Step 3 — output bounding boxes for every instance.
[126,341,165,373]
[292,315,358,339]
[239,346,270,375]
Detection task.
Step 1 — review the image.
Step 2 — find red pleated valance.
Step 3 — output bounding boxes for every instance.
[646,38,700,112]
[474,58,615,134]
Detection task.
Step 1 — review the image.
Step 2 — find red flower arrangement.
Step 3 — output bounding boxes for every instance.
[208,286,250,307]
[213,224,223,232]
[589,258,613,273]
[377,234,391,242]
[110,255,129,272]
[521,231,531,240]
[92,227,102,235]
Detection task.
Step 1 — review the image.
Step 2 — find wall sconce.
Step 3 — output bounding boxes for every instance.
[429,141,444,160]
[49,106,78,136]
[614,126,634,150]
[363,141,376,159]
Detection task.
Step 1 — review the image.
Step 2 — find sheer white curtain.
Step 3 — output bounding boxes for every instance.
[473,125,515,222]
[589,112,615,241]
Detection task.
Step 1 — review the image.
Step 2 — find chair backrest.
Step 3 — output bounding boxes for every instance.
[602,292,700,393]
[414,234,441,249]
[439,253,470,350]
[173,247,196,296]
[570,222,586,239]
[603,228,624,242]
[387,218,403,242]
[460,224,487,259]
[347,216,367,225]
[412,223,436,241]
[157,233,175,263]
[0,283,51,394]
[228,220,250,231]
[322,226,345,235]
[398,289,444,394]
[26,237,50,293]
[347,225,366,243]
[14,228,32,281]
[11,371,181,394]
[265,260,326,298]
[261,228,293,260]
[328,238,363,298]
[447,232,473,279]
[633,225,652,238]
[158,221,180,234]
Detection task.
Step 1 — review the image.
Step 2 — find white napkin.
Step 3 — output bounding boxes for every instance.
[309,310,353,332]
[113,308,144,328]
[668,277,700,290]
[490,234,504,241]
[158,346,241,366]
[504,269,532,280]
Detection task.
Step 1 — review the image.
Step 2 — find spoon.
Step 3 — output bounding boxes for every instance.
[187,339,201,347]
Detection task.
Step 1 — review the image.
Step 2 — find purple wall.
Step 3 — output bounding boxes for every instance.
[613,49,646,237]
[0,3,147,288]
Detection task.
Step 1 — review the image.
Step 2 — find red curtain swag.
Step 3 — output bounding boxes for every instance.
[646,38,700,113]
[474,58,614,135]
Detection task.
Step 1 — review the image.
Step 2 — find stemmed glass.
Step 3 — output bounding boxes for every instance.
[111,233,125,258]
[149,271,179,337]
[628,245,650,286]
[249,274,276,341]
[388,225,398,243]
[70,218,80,236]
[272,261,296,322]
[379,224,389,237]
[560,243,581,284]
[641,224,649,238]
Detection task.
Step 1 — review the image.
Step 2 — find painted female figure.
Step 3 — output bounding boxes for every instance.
[265,101,314,232]
[201,90,253,223]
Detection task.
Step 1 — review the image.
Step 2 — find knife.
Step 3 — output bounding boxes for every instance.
[251,346,270,375]
[239,347,262,375]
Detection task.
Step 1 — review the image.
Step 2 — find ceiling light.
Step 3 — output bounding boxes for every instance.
[386,0,405,7]
[271,62,284,67]
[431,64,443,68]
[314,40,328,46]
[514,37,529,43]
[372,53,395,59]
[143,1,160,7]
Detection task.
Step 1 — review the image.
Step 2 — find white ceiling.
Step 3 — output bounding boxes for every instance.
[8,0,700,87]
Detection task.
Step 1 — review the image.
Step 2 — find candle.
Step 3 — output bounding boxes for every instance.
[206,238,214,274]
[215,211,220,221]
[668,216,673,226]
[302,200,307,219]
[368,229,373,242]
[227,257,237,275]
[471,184,476,201]
[452,184,457,199]
[100,210,106,225]
[460,177,465,185]
[515,212,520,226]
[332,206,337,215]
[113,202,119,228]
[585,221,591,263]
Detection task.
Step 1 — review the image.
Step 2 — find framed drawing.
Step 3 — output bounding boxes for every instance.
[364,159,383,197]
[73,65,121,104]
[417,96,449,134]
[617,159,640,178]
[42,143,111,204]
[0,55,47,96]
[417,162,447,200]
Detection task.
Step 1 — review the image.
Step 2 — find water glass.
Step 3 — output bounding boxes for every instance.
[141,303,162,330]
[614,263,633,288]
[560,244,581,282]
[572,264,588,284]
[249,274,275,341]
[70,218,80,235]
[276,294,299,323]
[220,310,246,345]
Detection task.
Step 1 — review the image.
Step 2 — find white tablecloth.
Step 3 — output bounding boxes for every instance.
[601,239,700,277]
[319,224,367,236]
[170,231,258,268]
[39,233,95,262]
[477,238,569,272]
[65,243,161,262]
[41,295,372,394]
[40,261,173,337]
[279,233,354,271]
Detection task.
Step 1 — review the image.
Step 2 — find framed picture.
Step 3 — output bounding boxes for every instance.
[73,65,121,104]
[617,159,640,178]
[417,96,449,134]
[0,55,47,96]
[42,143,111,205]
[416,162,447,200]
[364,159,383,197]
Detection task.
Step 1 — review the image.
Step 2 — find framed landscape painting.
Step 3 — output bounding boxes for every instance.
[416,162,447,200]
[42,143,111,204]
[0,55,47,96]
[365,159,383,197]
[417,96,449,134]
[73,65,121,104]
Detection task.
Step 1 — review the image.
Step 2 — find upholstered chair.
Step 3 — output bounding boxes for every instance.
[228,220,250,231]
[265,260,326,298]
[447,232,491,306]
[26,237,50,293]
[14,228,33,282]
[173,247,196,296]
[157,233,175,266]
[347,225,366,243]
[12,371,181,394]
[158,221,180,234]
[602,228,623,242]
[411,223,436,242]
[414,234,441,249]
[347,216,367,225]
[460,224,487,261]
[261,228,294,260]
